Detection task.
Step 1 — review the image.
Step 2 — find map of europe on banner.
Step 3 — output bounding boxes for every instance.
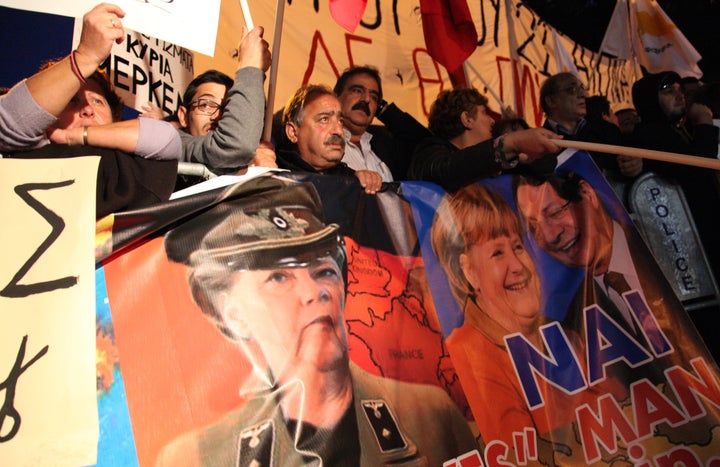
[89,152,720,466]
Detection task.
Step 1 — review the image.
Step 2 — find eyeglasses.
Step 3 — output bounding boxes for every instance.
[658,81,680,93]
[190,98,224,116]
[526,200,572,232]
[558,83,586,96]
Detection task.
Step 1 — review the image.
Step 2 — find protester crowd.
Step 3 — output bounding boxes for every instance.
[3,2,718,301]
[3,2,718,320]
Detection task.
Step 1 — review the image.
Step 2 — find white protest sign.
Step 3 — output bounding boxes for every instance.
[0,157,100,466]
[71,20,195,115]
[111,29,194,114]
[0,0,220,56]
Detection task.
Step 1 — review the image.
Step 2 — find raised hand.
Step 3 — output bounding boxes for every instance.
[236,26,271,72]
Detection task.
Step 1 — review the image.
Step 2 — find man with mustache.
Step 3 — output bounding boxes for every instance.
[333,66,432,181]
[177,26,277,176]
[157,176,478,466]
[277,84,384,194]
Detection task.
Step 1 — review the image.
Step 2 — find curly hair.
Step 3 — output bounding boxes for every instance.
[428,88,488,140]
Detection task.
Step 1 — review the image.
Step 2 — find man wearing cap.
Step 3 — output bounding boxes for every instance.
[157,176,478,466]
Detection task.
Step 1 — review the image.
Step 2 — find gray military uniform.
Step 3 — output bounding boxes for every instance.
[155,363,478,466]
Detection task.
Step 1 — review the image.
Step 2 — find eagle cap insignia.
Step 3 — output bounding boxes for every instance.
[235,208,310,239]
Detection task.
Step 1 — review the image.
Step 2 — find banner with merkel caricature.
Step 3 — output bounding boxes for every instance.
[95,172,477,467]
[85,152,720,466]
[404,151,720,464]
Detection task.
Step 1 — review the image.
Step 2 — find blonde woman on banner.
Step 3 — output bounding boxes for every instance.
[430,183,611,464]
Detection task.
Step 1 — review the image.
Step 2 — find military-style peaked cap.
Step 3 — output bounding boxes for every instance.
[164,175,342,270]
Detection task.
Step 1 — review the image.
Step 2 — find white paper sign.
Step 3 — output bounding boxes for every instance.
[0,0,220,56]
[0,157,100,466]
[71,19,195,115]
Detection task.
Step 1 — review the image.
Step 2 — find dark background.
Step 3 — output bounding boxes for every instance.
[523,0,720,82]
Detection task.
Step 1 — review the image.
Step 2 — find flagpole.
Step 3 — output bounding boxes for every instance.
[625,0,642,84]
[262,0,286,142]
[239,0,254,30]
[464,61,506,110]
[503,0,520,114]
[552,139,720,170]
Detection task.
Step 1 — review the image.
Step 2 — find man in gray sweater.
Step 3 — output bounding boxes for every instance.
[177,26,276,174]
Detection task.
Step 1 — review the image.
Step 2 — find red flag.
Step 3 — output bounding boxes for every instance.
[420,0,478,74]
[329,0,368,33]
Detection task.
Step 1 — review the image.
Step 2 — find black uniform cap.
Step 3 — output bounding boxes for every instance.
[164,175,342,271]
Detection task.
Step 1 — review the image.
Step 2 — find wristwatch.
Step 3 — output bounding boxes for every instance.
[493,136,519,169]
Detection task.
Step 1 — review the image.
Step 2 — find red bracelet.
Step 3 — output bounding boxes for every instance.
[69,50,87,85]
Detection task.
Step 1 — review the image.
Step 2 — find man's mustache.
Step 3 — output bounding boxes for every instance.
[325,134,345,147]
[352,101,371,116]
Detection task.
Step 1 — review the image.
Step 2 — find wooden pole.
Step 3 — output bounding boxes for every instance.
[552,139,720,171]
[261,0,286,142]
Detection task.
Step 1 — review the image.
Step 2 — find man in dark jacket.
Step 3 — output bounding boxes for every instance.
[278,84,383,195]
[540,72,642,179]
[333,65,432,181]
[629,70,720,284]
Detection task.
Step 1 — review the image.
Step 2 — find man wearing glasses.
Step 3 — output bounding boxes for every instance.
[513,170,661,342]
[177,27,276,174]
[540,72,642,180]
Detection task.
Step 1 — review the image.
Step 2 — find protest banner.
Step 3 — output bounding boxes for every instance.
[0,0,672,126]
[104,28,193,115]
[85,152,720,465]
